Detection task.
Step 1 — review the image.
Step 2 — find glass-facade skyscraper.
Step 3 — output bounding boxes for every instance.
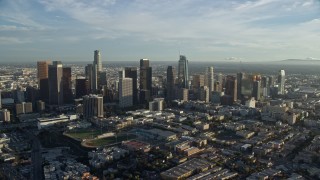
[178,55,189,89]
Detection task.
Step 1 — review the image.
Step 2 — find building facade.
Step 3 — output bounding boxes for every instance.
[48,61,63,105]
[178,55,189,89]
[83,94,104,119]
[166,66,176,103]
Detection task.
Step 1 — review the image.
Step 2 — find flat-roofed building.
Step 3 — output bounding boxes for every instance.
[161,158,212,180]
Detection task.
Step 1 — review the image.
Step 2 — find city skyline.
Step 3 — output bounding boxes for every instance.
[0,0,320,62]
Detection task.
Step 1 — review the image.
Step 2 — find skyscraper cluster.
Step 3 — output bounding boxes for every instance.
[35,51,286,117]
[37,50,104,119]
[38,60,72,106]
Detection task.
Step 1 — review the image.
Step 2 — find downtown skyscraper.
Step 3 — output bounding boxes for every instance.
[178,55,189,89]
[205,66,214,100]
[37,60,52,103]
[278,70,285,95]
[225,75,237,102]
[62,67,73,103]
[85,63,98,92]
[48,61,63,105]
[139,59,152,103]
[125,67,138,105]
[94,50,102,72]
[86,50,103,93]
[83,94,104,119]
[119,70,133,108]
[166,66,176,103]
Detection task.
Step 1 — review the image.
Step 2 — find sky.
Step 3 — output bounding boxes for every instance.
[0,0,319,62]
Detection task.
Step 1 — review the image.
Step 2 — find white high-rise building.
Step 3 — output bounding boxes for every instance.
[119,71,133,108]
[205,67,214,100]
[278,70,285,95]
[94,50,102,72]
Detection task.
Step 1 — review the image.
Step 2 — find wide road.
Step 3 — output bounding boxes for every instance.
[23,129,43,180]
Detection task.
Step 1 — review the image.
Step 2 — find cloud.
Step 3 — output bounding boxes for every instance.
[0,0,320,61]
[0,25,30,31]
[0,0,49,30]
[0,37,31,44]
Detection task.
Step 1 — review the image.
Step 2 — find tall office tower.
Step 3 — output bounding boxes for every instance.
[48,61,63,105]
[37,61,51,83]
[0,109,10,122]
[140,59,152,103]
[216,73,224,92]
[199,86,210,103]
[241,74,253,98]
[236,72,244,99]
[99,72,107,86]
[178,55,189,89]
[206,67,214,99]
[167,66,176,102]
[252,81,261,101]
[269,76,275,87]
[179,88,189,102]
[119,70,133,108]
[125,67,138,105]
[261,76,268,88]
[214,82,221,93]
[37,61,52,103]
[192,74,205,89]
[166,66,176,102]
[83,94,104,119]
[62,67,73,104]
[75,78,89,98]
[85,64,98,92]
[261,76,270,97]
[278,70,285,95]
[93,50,102,72]
[25,86,39,108]
[225,75,237,102]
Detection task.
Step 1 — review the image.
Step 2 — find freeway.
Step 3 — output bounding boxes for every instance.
[0,122,37,131]
[31,138,42,180]
[0,163,27,180]
[23,129,43,180]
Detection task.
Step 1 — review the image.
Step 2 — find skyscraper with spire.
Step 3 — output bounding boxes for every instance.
[178,55,189,89]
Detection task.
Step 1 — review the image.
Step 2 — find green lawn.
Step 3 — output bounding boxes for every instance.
[64,128,102,140]
[86,134,137,147]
